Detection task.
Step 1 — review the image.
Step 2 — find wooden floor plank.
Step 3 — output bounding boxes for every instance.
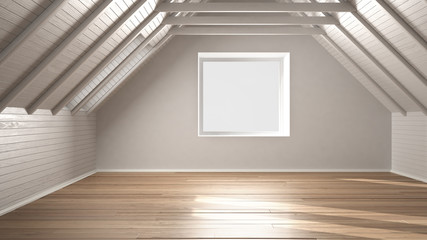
[1,172,427,239]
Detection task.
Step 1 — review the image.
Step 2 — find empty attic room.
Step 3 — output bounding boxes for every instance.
[1,0,427,239]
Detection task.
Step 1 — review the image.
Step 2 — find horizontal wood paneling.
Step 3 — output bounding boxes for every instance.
[0,107,96,213]
[392,112,427,183]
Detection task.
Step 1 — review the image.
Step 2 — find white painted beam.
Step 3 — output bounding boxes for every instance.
[70,26,166,115]
[0,0,67,67]
[335,23,427,115]
[375,0,426,49]
[347,3,427,87]
[27,0,150,115]
[169,26,325,35]
[157,2,355,13]
[321,34,407,116]
[88,35,173,114]
[164,15,339,25]
[0,0,113,113]
[51,11,161,116]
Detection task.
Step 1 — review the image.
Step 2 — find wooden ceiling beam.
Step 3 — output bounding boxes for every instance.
[28,0,150,115]
[70,26,166,115]
[169,26,325,35]
[341,1,427,87]
[375,0,426,49]
[88,35,173,114]
[320,35,407,116]
[0,0,66,67]
[164,15,339,25]
[334,23,427,115]
[51,11,161,115]
[157,2,355,13]
[0,0,113,113]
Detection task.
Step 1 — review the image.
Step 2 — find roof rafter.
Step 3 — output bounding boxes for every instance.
[375,0,426,49]
[310,0,427,114]
[334,23,427,115]
[163,15,339,25]
[0,0,67,67]
[51,11,161,116]
[87,35,174,114]
[0,0,114,113]
[157,2,356,13]
[295,4,406,115]
[320,35,406,116]
[27,0,150,114]
[169,26,325,35]
[340,1,427,87]
[71,26,167,115]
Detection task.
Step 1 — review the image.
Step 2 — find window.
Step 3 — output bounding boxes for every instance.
[198,52,290,137]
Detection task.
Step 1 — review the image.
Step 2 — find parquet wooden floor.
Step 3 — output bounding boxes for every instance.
[1,172,427,239]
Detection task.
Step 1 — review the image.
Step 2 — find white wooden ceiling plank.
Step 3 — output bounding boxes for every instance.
[0,2,36,23]
[0,0,65,72]
[348,2,427,88]
[13,0,47,15]
[55,9,79,27]
[38,0,152,113]
[334,21,427,115]
[87,35,173,113]
[318,34,406,115]
[71,26,166,115]
[110,1,125,17]
[64,0,85,21]
[78,0,98,10]
[323,25,417,111]
[0,17,24,36]
[31,0,53,9]
[0,0,113,113]
[98,10,114,26]
[104,7,119,23]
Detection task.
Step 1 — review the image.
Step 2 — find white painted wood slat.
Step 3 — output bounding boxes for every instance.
[0,0,114,114]
[0,107,96,214]
[392,112,427,183]
[0,0,66,67]
[51,10,161,115]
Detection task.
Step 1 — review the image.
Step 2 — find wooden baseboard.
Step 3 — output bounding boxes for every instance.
[0,170,96,216]
[97,168,391,172]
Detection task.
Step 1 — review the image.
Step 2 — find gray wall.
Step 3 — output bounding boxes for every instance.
[392,112,427,182]
[0,108,96,214]
[97,35,391,171]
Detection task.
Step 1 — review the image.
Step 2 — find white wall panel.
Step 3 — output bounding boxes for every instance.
[0,107,96,214]
[392,112,427,183]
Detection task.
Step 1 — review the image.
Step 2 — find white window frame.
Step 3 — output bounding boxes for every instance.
[198,52,290,137]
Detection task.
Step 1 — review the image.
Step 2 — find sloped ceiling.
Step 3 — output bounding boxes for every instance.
[0,0,425,116]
